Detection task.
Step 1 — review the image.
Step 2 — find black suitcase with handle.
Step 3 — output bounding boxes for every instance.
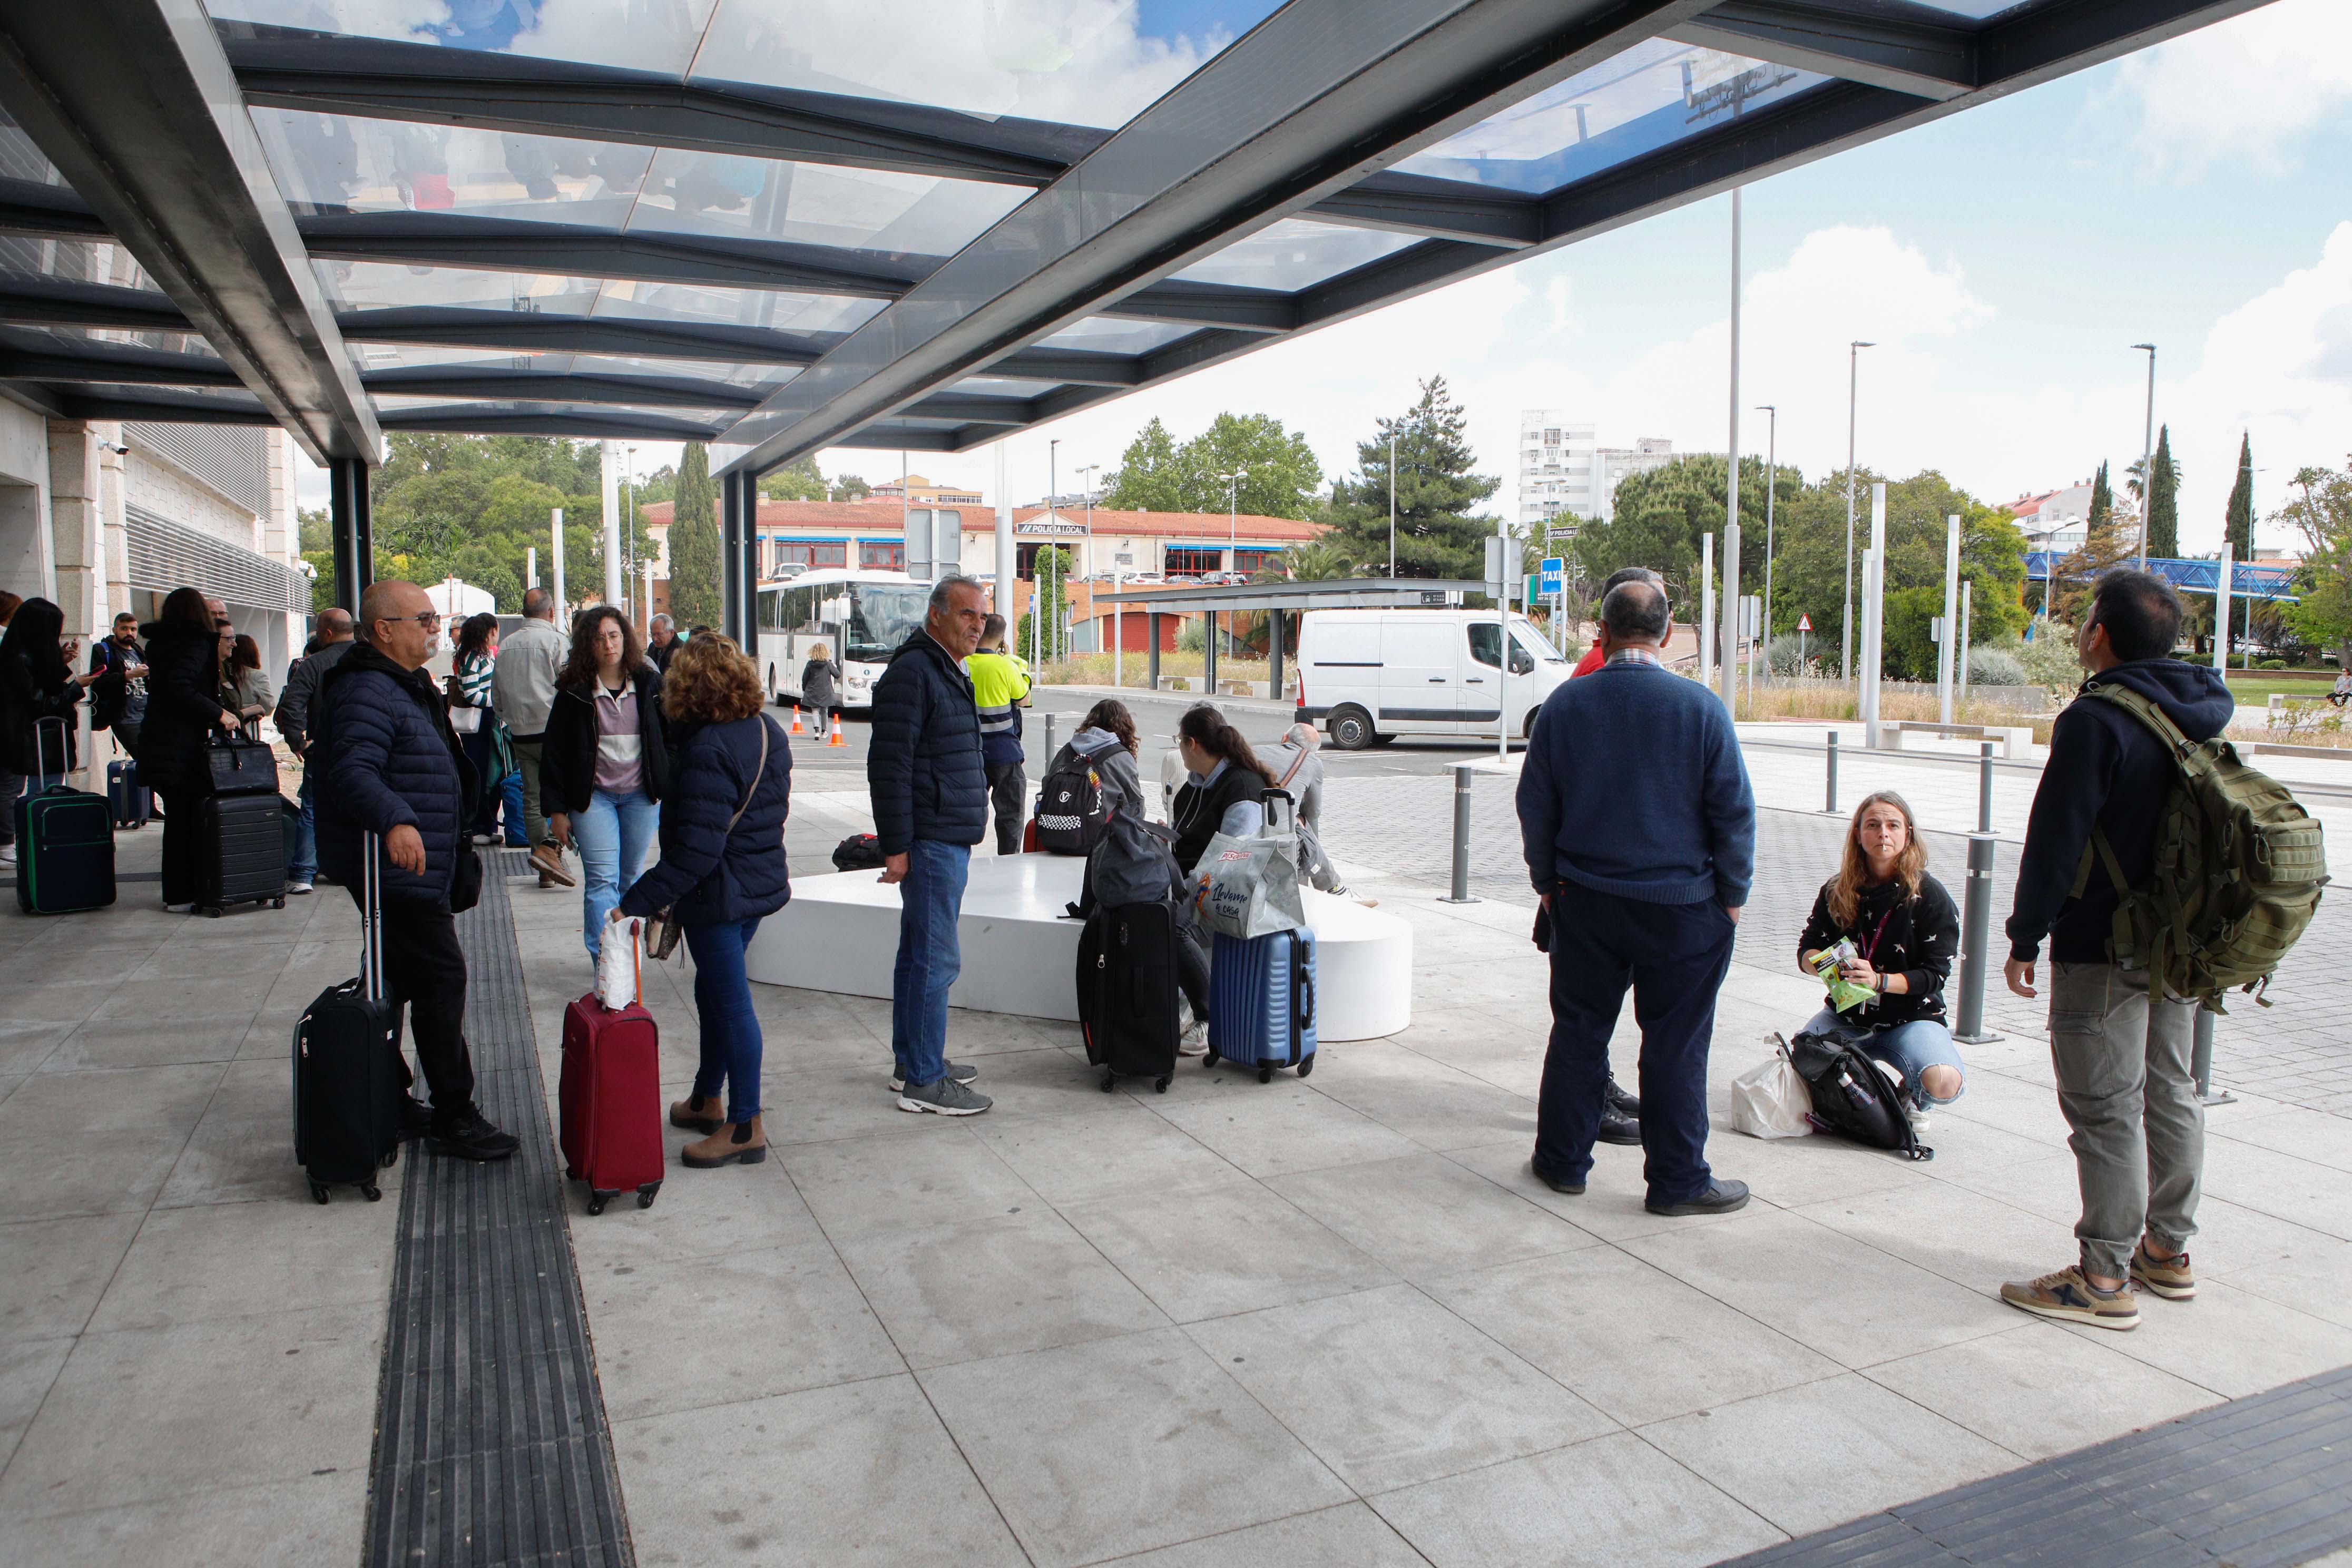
[292,831,403,1202]
[1077,900,1182,1094]
[191,789,288,915]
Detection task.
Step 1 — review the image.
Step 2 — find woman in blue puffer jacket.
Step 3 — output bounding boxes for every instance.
[615,634,790,1171]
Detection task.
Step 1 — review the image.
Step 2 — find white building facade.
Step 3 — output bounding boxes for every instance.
[1518,413,1698,534]
[2010,481,2094,553]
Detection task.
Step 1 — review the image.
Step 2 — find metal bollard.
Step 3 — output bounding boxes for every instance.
[2191,1005,2236,1106]
[1822,730,1839,814]
[1978,741,1995,834]
[1042,712,1056,761]
[1438,762,1480,904]
[1953,832,2004,1043]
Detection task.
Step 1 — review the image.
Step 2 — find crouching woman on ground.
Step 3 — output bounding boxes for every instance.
[615,634,791,1170]
[1796,790,1965,1129]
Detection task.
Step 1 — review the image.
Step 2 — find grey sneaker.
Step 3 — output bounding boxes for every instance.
[889,1061,978,1093]
[898,1075,993,1116]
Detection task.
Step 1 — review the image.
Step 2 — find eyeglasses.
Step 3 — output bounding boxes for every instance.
[378,612,443,630]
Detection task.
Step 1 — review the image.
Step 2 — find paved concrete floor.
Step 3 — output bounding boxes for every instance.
[5,718,2350,1567]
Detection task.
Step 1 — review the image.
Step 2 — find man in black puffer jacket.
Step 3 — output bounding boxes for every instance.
[867,574,993,1116]
[313,581,518,1162]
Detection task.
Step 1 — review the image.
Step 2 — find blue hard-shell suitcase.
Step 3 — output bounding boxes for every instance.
[107,759,149,829]
[13,720,116,916]
[1207,926,1317,1082]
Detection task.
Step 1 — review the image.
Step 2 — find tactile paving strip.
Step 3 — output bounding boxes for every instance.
[1715,1364,2352,1568]
[365,850,632,1568]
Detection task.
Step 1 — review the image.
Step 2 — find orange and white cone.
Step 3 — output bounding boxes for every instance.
[789,704,804,735]
[827,713,846,747]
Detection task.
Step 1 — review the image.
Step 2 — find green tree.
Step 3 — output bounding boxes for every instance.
[831,472,872,502]
[1571,454,1792,616]
[2087,461,2112,533]
[2277,464,2352,668]
[1103,412,1322,518]
[1322,376,1500,579]
[668,442,722,631]
[1103,417,1185,512]
[758,455,829,502]
[1276,540,1363,581]
[1016,544,1073,662]
[2144,425,2181,558]
[2224,431,2255,560]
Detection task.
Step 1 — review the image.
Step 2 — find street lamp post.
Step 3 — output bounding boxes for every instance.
[1220,467,1246,572]
[1757,404,1777,681]
[2133,344,2156,568]
[1388,429,1397,579]
[1075,461,1098,582]
[1844,340,1874,682]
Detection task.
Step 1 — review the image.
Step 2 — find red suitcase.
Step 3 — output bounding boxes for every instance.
[558,992,664,1215]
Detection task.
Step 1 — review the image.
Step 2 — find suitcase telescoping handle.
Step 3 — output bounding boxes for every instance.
[33,714,70,790]
[1260,788,1295,837]
[360,829,385,1005]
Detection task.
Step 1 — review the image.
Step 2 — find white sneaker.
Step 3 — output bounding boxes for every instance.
[1905,1106,1931,1135]
[1178,1020,1209,1057]
[288,879,313,895]
[0,844,15,865]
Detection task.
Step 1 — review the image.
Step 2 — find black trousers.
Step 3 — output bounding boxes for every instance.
[986,760,1026,855]
[1536,887,1737,1203]
[156,786,202,904]
[349,887,478,1114]
[1177,922,1211,1021]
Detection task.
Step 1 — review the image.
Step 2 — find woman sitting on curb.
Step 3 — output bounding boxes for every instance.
[1796,790,1965,1132]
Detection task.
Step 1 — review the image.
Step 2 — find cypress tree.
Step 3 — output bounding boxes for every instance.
[667,442,722,630]
[2086,461,2112,532]
[2224,431,2255,558]
[1324,376,1501,579]
[2145,425,2180,558]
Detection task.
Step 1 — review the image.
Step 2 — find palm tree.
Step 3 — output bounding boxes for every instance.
[1276,540,1363,581]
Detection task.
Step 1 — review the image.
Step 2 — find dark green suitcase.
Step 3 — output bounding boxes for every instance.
[13,720,115,916]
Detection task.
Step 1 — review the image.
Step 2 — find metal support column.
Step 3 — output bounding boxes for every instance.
[1203,612,1218,694]
[719,471,741,644]
[1269,610,1285,710]
[329,455,371,615]
[1439,762,1479,905]
[733,473,760,648]
[2191,1006,2235,1106]
[1148,615,1162,690]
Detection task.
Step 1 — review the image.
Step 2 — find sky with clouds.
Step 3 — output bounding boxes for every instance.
[298,0,2352,558]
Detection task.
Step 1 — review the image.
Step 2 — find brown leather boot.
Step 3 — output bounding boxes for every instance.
[682,1115,766,1169]
[669,1094,723,1134]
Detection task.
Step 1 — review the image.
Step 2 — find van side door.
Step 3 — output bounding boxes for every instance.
[1378,618,1464,735]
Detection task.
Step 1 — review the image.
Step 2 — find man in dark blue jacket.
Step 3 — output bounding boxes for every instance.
[1516,579,1755,1216]
[867,575,993,1115]
[1999,570,2233,1331]
[314,580,518,1162]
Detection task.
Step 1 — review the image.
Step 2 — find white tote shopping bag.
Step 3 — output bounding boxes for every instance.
[595,917,643,1011]
[1731,1034,1813,1139]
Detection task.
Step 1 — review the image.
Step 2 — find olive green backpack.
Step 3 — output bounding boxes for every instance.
[2070,683,2327,1010]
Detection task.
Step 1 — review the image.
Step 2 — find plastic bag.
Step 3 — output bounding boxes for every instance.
[1808,942,1878,1013]
[1191,827,1306,939]
[596,918,642,1011]
[1731,1034,1813,1138]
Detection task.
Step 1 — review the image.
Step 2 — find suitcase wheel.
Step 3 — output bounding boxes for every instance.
[1296,1055,1315,1079]
[273,897,286,910]
[308,1180,329,1205]
[1202,1047,1219,1068]
[361,1182,382,1202]
[564,1165,579,1181]
[1258,1065,1274,1084]
[1101,1072,1117,1093]
[205,907,223,918]
[381,1148,398,1168]
[1154,1076,1171,1094]
[636,1180,662,1210]
[587,1191,615,1216]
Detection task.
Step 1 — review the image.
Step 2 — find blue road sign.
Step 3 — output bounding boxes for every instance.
[1538,557,1564,596]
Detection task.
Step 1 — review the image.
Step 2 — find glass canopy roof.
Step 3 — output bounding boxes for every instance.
[0,1,2220,468]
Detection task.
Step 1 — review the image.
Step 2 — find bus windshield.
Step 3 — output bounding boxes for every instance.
[844,583,930,663]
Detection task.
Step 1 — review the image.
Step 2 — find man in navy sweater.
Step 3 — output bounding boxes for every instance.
[1516,580,1755,1214]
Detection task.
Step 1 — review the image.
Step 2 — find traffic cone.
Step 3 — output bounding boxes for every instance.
[827,713,846,747]
[789,704,804,735]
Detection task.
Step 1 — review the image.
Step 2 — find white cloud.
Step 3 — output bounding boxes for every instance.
[2108,0,2352,180]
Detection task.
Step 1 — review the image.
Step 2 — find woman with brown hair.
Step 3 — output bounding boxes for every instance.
[1168,701,1277,875]
[542,604,669,962]
[1795,790,1966,1131]
[615,634,790,1169]
[224,633,275,723]
[1041,697,1145,818]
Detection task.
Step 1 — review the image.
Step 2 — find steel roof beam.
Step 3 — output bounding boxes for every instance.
[28,382,280,425]
[0,272,198,332]
[375,405,727,439]
[717,0,1722,474]
[360,366,765,410]
[334,306,844,365]
[0,5,379,464]
[1667,1,1977,102]
[1302,171,1542,249]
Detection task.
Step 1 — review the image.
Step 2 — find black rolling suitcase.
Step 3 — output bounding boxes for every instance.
[107,759,149,829]
[1077,900,1182,1094]
[191,727,287,915]
[293,831,403,1203]
[13,719,115,916]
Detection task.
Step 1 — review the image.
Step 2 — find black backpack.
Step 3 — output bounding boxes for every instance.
[1034,740,1117,855]
[1785,1024,1933,1162]
[831,833,885,872]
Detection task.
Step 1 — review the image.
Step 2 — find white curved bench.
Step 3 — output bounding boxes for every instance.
[745,852,1413,1041]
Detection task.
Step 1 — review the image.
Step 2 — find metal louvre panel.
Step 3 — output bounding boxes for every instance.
[124,502,305,612]
[123,422,271,516]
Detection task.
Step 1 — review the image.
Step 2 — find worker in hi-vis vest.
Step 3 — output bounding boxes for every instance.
[967,613,1032,855]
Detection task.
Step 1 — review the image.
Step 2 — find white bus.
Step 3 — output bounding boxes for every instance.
[754,569,933,711]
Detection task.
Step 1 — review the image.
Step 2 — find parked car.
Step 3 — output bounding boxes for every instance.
[1294,607,1570,749]
[1166,573,1201,585]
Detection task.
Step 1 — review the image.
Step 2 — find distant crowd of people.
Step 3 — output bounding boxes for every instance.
[1,560,2255,1327]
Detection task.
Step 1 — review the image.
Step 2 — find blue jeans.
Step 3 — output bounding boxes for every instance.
[890,839,969,1089]
[687,917,764,1123]
[576,787,660,959]
[1800,1007,1966,1110]
[290,770,317,882]
[1536,889,1737,1203]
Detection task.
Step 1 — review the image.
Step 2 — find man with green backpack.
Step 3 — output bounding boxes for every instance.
[1998,570,2324,1331]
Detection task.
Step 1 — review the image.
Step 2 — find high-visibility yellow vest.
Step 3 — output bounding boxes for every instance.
[967,649,1031,736]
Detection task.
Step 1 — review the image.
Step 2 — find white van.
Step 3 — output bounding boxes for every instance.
[1295,608,1571,749]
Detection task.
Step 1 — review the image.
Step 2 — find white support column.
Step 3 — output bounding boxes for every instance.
[1720,185,1742,717]
[45,420,106,788]
[600,440,622,608]
[551,507,566,626]
[994,442,1015,623]
[1938,512,1961,724]
[1860,481,1887,747]
[1958,579,1974,702]
[1700,530,1714,689]
[2213,543,2233,676]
